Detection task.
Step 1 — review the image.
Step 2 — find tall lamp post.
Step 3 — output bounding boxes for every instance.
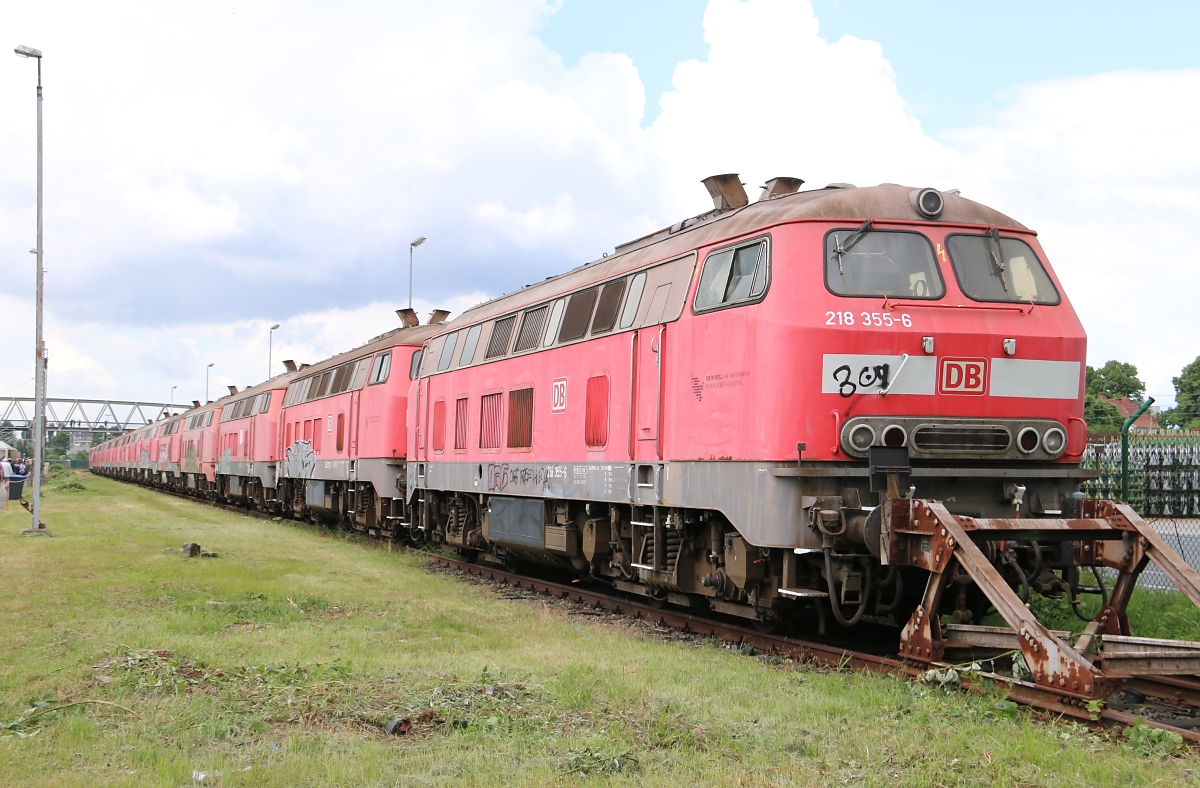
[409,236,426,309]
[268,323,280,378]
[15,44,46,534]
[170,385,177,413]
[205,362,214,403]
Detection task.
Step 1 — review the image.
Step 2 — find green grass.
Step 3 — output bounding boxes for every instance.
[0,472,1197,786]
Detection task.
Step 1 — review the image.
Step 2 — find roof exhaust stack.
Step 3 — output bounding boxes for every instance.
[227,385,238,395]
[282,359,298,373]
[396,308,419,327]
[701,174,748,212]
[192,400,201,408]
[757,176,805,201]
[428,309,450,325]
[299,363,311,371]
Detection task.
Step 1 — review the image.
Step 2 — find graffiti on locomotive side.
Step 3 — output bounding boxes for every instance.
[486,463,566,492]
[285,440,316,479]
[831,363,890,397]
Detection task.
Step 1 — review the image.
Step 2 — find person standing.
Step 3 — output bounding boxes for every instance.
[0,455,10,510]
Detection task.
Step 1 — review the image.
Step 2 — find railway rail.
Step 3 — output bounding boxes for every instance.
[118,476,1200,745]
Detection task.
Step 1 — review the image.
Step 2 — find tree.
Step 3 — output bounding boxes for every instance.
[47,430,70,457]
[1160,355,1200,430]
[1084,360,1146,434]
[1086,360,1145,403]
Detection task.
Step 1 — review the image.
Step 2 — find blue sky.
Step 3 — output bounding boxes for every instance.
[1,0,1198,405]
[543,0,1200,131]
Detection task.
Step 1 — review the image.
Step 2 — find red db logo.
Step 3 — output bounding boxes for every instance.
[551,378,567,413]
[940,358,987,395]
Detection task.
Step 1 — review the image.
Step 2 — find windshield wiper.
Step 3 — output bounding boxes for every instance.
[832,219,874,274]
[987,226,1009,292]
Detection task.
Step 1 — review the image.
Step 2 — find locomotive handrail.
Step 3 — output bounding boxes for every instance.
[879,295,1034,315]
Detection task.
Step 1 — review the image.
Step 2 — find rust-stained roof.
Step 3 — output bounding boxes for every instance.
[280,323,446,381]
[448,183,1025,329]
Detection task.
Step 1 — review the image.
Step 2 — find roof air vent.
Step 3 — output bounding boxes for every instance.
[824,183,857,189]
[701,174,749,212]
[757,176,805,201]
[428,309,450,325]
[282,359,298,373]
[396,308,419,327]
[192,400,201,408]
[227,385,238,395]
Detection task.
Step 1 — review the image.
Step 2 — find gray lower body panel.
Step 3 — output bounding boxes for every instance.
[411,459,1083,550]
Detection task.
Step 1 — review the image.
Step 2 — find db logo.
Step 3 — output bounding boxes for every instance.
[551,378,567,413]
[940,357,987,395]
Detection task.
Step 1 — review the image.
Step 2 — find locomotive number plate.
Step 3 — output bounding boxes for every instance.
[825,311,913,328]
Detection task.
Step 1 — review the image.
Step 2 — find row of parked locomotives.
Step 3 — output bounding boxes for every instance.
[96,176,1200,701]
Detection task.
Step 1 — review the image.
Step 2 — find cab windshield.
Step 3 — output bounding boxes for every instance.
[946,234,1060,305]
[824,229,944,299]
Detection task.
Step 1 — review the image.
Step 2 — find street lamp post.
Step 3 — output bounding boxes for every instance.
[15,44,46,534]
[268,323,280,378]
[205,363,214,403]
[409,236,426,309]
[170,386,177,413]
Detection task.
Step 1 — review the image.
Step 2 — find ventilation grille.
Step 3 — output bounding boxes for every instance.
[485,316,516,359]
[514,305,548,352]
[507,388,533,449]
[912,425,1011,453]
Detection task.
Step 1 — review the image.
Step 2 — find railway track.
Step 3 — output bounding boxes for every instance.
[119,476,1200,745]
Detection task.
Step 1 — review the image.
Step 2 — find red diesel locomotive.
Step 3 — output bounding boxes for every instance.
[400,176,1087,627]
[95,175,1128,633]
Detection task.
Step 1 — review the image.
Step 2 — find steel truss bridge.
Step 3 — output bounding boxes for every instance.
[0,397,186,435]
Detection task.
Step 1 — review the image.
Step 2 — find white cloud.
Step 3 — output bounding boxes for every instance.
[0,0,1195,410]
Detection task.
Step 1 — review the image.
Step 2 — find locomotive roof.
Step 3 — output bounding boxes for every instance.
[275,323,445,383]
[449,183,1025,329]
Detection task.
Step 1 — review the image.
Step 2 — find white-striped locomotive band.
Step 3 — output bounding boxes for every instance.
[820,354,1081,399]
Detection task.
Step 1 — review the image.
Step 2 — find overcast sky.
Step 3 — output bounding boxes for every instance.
[1,0,1198,407]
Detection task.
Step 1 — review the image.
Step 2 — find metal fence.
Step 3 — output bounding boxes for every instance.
[1136,518,1200,591]
[1082,433,1200,591]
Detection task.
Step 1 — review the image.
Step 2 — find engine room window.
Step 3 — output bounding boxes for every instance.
[590,279,626,335]
[437,331,459,372]
[514,305,549,352]
[620,273,646,328]
[695,239,769,311]
[824,229,944,299]
[458,324,482,366]
[370,351,392,385]
[558,287,599,342]
[407,350,420,380]
[946,234,1061,305]
[543,299,565,347]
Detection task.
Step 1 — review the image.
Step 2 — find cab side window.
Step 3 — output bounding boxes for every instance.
[694,239,769,312]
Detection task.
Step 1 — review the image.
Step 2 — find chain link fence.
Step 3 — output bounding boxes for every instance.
[1083,432,1200,591]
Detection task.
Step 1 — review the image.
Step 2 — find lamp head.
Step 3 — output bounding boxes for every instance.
[410,236,427,249]
[270,323,280,330]
[207,363,214,368]
[14,45,42,59]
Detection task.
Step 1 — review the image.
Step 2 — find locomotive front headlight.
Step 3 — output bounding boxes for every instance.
[1017,427,1040,454]
[1042,427,1066,456]
[848,424,876,453]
